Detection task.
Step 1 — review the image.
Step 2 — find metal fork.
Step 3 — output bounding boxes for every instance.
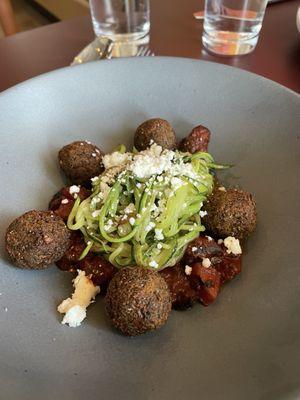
[71,37,113,65]
[72,40,153,65]
[136,46,155,57]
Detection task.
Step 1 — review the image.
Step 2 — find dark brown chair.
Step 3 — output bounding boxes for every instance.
[0,0,18,36]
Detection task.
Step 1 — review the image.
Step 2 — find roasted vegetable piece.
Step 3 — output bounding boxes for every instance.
[160,265,197,310]
[190,263,221,306]
[49,186,91,222]
[179,125,211,153]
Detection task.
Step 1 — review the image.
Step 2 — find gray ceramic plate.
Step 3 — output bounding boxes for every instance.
[0,58,299,400]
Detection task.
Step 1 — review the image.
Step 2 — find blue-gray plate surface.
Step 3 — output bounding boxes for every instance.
[0,57,299,400]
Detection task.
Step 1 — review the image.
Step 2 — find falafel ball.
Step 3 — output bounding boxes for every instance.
[105,266,172,336]
[58,141,103,186]
[202,188,257,241]
[134,118,176,151]
[5,210,71,269]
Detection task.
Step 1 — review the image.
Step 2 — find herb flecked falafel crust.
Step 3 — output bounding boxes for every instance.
[134,118,177,151]
[202,188,257,241]
[58,140,103,186]
[5,210,71,269]
[105,266,172,336]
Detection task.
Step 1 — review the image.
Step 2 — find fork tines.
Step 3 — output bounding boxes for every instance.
[136,46,154,57]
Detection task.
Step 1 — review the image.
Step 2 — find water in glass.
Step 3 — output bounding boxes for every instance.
[203,0,268,55]
[90,0,150,42]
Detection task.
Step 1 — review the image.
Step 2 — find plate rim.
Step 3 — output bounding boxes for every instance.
[0,56,299,101]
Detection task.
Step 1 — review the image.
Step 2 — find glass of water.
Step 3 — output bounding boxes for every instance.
[202,0,268,56]
[90,0,150,42]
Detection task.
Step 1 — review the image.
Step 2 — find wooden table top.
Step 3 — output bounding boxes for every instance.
[0,0,299,93]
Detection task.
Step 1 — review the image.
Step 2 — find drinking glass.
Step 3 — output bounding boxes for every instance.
[89,0,150,42]
[202,0,268,56]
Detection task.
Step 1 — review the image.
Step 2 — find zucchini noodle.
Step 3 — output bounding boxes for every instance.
[67,144,224,270]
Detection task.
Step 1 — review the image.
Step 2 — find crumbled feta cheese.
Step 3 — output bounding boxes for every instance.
[136,182,142,189]
[217,239,223,245]
[61,199,69,204]
[91,193,102,207]
[157,198,166,211]
[145,221,155,232]
[91,153,97,157]
[124,203,136,214]
[150,203,158,212]
[185,265,192,275]
[157,243,163,249]
[165,188,174,197]
[129,144,175,178]
[61,306,86,328]
[170,161,197,180]
[91,176,99,183]
[57,271,100,328]
[149,260,158,268]
[157,175,164,182]
[129,217,136,226]
[202,258,211,268]
[92,210,101,218]
[199,210,208,218]
[205,236,213,241]
[192,247,197,252]
[224,237,242,255]
[69,185,80,195]
[171,177,184,191]
[218,186,226,192]
[99,181,110,201]
[102,152,132,169]
[155,228,164,240]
